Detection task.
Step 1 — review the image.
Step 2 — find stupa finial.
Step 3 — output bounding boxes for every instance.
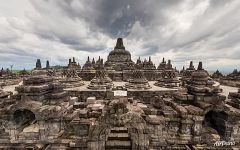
[115,38,125,49]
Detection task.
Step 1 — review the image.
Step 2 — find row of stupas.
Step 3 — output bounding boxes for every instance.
[1,59,239,149]
[0,38,240,149]
[211,69,240,87]
[30,38,212,90]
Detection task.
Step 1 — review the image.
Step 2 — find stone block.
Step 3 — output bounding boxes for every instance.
[87,97,96,104]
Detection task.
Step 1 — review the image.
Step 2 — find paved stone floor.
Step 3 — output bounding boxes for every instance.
[2,81,22,94]
[3,81,238,96]
[220,85,238,98]
[65,81,178,92]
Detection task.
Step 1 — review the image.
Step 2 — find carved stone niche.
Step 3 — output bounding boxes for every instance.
[152,96,165,109]
[70,119,90,137]
[79,124,89,136]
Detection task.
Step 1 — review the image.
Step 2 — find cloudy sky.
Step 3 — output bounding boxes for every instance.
[0,0,240,72]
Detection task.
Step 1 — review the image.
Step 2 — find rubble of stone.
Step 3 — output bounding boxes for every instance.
[0,68,22,86]
[0,38,240,149]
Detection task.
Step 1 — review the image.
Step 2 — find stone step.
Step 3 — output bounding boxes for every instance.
[106,148,131,150]
[110,127,128,133]
[106,140,131,149]
[108,133,130,141]
[106,148,132,150]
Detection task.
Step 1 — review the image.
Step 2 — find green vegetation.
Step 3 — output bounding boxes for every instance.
[12,70,32,74]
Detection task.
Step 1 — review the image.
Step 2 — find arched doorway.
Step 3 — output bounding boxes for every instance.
[88,99,149,150]
[13,109,36,129]
[203,110,228,137]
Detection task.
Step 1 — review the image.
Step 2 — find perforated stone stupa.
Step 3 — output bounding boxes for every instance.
[125,69,151,90]
[60,68,84,88]
[181,61,196,86]
[87,59,113,90]
[155,60,180,88]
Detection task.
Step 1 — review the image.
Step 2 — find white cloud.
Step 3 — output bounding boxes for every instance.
[0,0,239,73]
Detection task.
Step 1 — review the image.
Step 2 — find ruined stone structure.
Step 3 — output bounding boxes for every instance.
[1,69,75,149]
[0,68,21,86]
[172,62,240,146]
[213,69,240,87]
[211,69,224,79]
[228,84,240,109]
[0,38,240,149]
[0,87,14,143]
[227,69,240,81]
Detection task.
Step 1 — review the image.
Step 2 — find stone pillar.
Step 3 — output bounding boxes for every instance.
[179,118,193,141]
[9,122,18,141]
[88,140,105,150]
[39,121,46,140]
[130,127,149,150]
[232,122,240,143]
[192,116,204,143]
[224,123,233,141]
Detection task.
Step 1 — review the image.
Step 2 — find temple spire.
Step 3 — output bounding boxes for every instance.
[197,62,203,70]
[189,61,193,69]
[36,59,42,69]
[73,57,75,63]
[46,60,50,69]
[167,60,171,65]
[115,38,125,49]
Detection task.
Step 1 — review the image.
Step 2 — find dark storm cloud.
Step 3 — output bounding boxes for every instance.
[30,0,180,38]
[0,0,240,71]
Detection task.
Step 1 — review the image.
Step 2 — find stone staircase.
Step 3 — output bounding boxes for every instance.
[106,127,131,150]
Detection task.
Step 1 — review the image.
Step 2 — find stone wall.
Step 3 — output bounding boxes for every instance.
[68,90,176,103]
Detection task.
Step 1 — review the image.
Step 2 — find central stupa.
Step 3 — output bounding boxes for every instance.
[105,38,134,71]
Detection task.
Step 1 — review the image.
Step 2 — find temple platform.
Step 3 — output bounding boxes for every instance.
[65,81,177,92]
[65,81,178,102]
